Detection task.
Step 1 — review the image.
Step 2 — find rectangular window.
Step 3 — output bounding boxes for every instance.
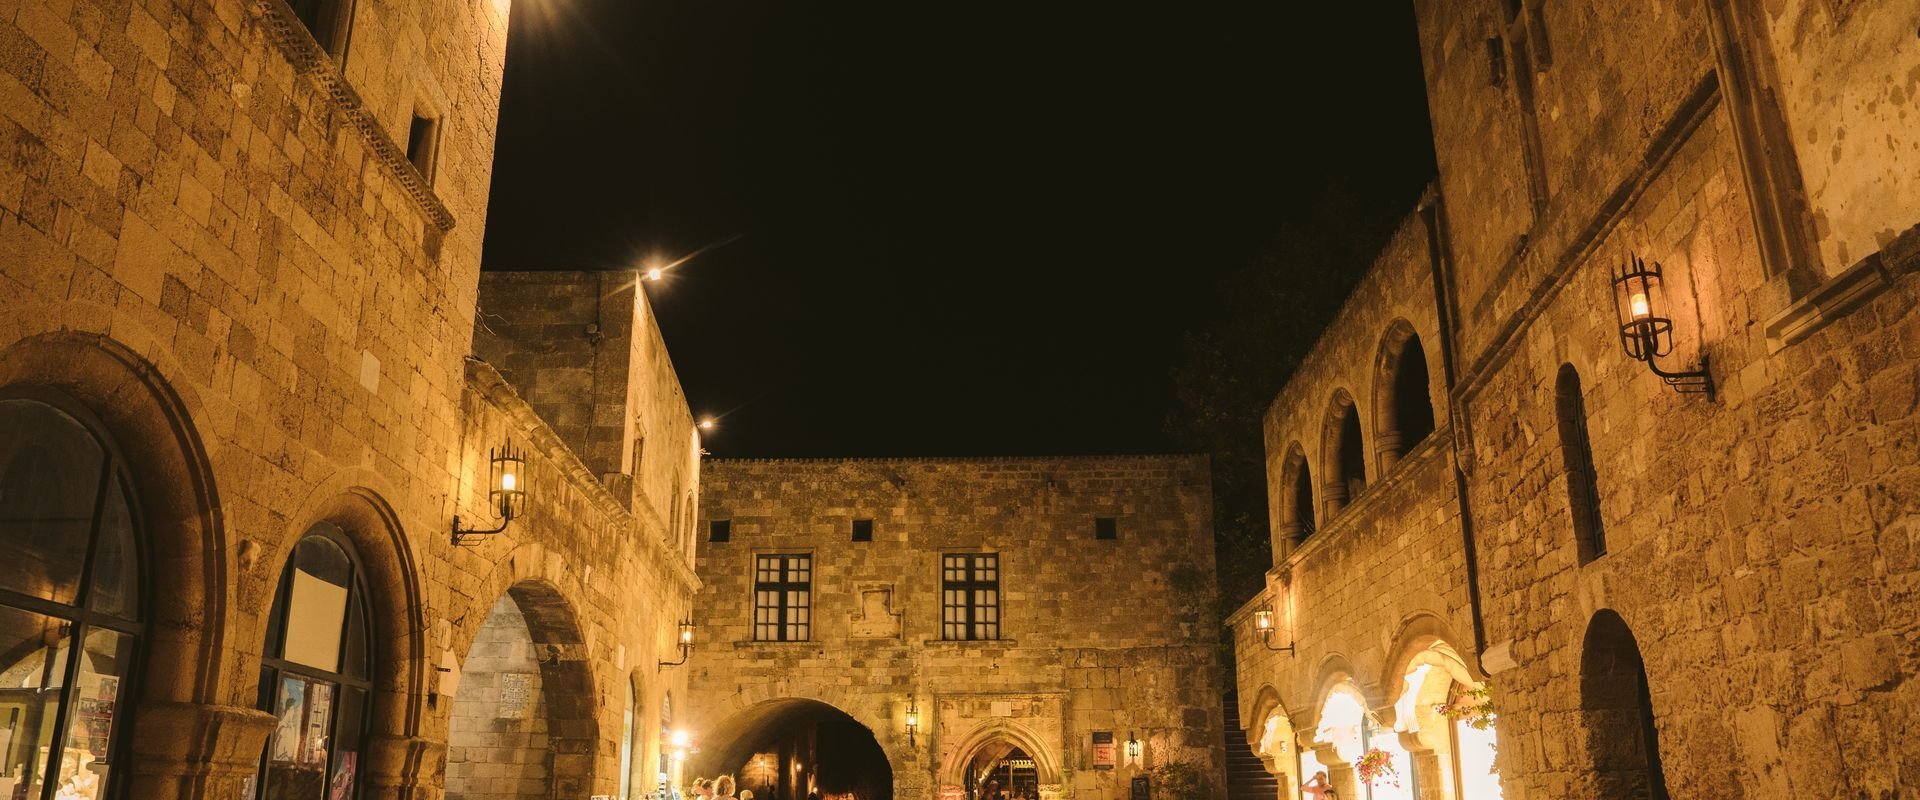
[941,553,1000,641]
[406,110,440,184]
[1095,517,1117,540]
[753,554,811,642]
[851,519,873,542]
[287,0,354,58]
[708,520,731,543]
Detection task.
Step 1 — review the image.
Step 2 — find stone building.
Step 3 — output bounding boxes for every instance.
[1228,1,1920,799]
[687,457,1226,800]
[0,0,702,795]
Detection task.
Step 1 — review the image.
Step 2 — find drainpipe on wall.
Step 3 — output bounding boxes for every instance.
[1418,191,1495,676]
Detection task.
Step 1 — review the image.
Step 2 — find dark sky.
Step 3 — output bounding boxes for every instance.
[482,2,1436,458]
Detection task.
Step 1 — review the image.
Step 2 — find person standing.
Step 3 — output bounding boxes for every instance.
[1303,772,1338,799]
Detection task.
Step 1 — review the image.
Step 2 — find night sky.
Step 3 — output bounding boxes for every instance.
[482,2,1436,458]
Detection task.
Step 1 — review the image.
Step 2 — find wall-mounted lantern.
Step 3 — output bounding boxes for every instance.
[906,694,921,747]
[1611,255,1713,398]
[1252,608,1295,655]
[1125,731,1143,766]
[659,619,695,667]
[453,444,528,545]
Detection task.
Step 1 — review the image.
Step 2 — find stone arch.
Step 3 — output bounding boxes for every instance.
[1245,684,1287,738]
[1379,612,1474,692]
[0,332,226,707]
[280,479,429,740]
[1580,609,1669,800]
[941,717,1064,790]
[1276,442,1315,548]
[1319,389,1366,517]
[1371,319,1437,472]
[0,332,260,794]
[1245,685,1301,797]
[446,578,602,800]
[692,697,894,800]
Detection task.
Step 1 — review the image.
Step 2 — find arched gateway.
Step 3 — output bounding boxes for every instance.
[939,720,1064,800]
[691,698,894,800]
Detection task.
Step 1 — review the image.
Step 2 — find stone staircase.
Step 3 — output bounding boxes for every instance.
[1223,690,1281,800]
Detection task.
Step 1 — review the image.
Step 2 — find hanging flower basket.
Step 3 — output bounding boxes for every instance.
[1434,680,1498,730]
[1354,749,1398,788]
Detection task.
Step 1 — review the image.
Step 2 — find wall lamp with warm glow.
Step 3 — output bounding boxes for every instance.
[1124,731,1143,766]
[1611,254,1713,398]
[659,619,695,667]
[1252,608,1295,655]
[453,444,528,546]
[905,694,920,747]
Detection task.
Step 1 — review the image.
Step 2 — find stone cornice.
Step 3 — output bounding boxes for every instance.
[1763,221,1920,350]
[253,0,457,233]
[465,359,701,592]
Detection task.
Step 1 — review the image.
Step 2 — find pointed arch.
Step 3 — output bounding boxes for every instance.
[1581,609,1669,799]
[1320,390,1366,517]
[1276,442,1315,548]
[1556,364,1606,563]
[940,717,1064,788]
[1372,319,1437,471]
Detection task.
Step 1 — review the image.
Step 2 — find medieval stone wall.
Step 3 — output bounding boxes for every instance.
[0,0,704,796]
[1235,1,1920,798]
[688,456,1225,800]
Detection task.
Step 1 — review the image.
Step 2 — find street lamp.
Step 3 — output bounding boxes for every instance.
[1610,254,1713,397]
[905,695,920,747]
[1125,731,1143,766]
[1252,608,1295,655]
[453,444,528,545]
[660,619,695,667]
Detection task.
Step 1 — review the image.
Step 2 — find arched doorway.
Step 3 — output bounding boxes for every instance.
[1581,610,1668,800]
[445,583,598,800]
[940,721,1064,800]
[691,699,892,800]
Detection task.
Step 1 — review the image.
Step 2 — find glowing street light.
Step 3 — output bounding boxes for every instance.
[698,418,716,431]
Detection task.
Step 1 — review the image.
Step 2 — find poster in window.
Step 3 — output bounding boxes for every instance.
[271,677,307,763]
[1091,731,1115,770]
[1130,776,1150,800]
[77,675,120,758]
[329,751,357,800]
[303,682,334,767]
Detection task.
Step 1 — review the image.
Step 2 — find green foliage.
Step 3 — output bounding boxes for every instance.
[1165,184,1413,613]
[1146,760,1220,800]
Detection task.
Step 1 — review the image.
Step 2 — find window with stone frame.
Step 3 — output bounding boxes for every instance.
[285,0,355,59]
[941,553,1000,641]
[752,554,811,642]
[1555,365,1606,563]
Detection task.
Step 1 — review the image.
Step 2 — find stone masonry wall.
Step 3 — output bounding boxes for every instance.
[1229,203,1480,798]
[446,595,551,800]
[1228,1,1920,798]
[0,0,705,795]
[689,456,1225,800]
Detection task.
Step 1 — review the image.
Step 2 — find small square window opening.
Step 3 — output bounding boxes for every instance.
[851,519,873,542]
[708,520,731,543]
[1095,517,1118,540]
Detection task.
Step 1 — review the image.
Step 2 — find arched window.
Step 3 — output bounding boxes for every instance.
[1555,365,1605,563]
[256,526,373,800]
[0,395,143,800]
[620,674,638,799]
[1292,455,1316,540]
[1580,610,1668,799]
[1381,333,1436,463]
[1324,393,1367,515]
[659,690,677,792]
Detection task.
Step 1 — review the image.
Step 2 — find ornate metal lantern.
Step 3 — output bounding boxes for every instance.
[1610,254,1713,397]
[453,443,528,545]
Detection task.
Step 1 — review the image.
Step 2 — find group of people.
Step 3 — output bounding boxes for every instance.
[687,775,753,800]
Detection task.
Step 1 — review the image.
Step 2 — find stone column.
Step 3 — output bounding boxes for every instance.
[128,701,276,800]
[1375,433,1406,474]
[364,734,449,800]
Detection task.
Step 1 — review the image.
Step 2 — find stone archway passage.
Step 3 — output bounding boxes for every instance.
[445,583,598,800]
[690,699,893,800]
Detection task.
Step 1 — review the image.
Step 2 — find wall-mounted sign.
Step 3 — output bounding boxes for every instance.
[1091,731,1115,770]
[1130,776,1150,800]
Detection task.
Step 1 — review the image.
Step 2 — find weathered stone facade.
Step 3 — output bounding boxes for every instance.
[1231,1,1920,799]
[0,0,701,795]
[688,457,1226,800]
